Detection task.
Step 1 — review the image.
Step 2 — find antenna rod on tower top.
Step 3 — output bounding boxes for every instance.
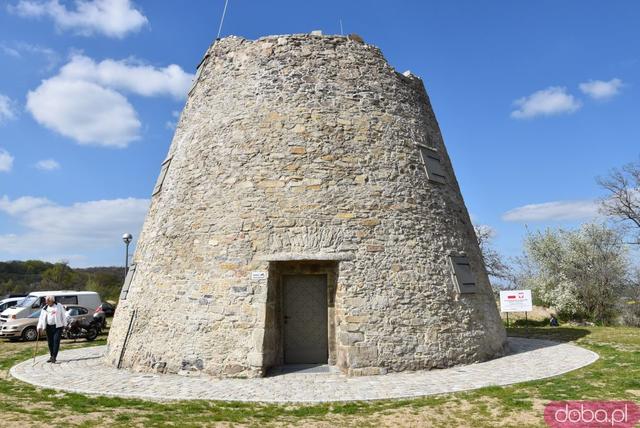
[216,0,230,40]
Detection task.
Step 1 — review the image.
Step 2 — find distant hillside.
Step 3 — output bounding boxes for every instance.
[0,260,125,302]
[75,266,127,278]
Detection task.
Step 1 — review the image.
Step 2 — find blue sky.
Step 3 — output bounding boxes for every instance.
[0,0,638,267]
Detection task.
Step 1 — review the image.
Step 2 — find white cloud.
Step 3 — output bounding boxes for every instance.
[35,158,60,170]
[502,199,600,222]
[9,0,148,38]
[0,195,149,256]
[27,77,141,148]
[0,94,17,123]
[26,54,193,147]
[579,78,623,100]
[0,195,50,214]
[0,149,14,172]
[0,45,20,57]
[511,86,582,119]
[165,110,180,130]
[0,42,59,70]
[59,54,193,99]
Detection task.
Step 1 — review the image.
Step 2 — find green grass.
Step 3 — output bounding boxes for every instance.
[0,326,638,427]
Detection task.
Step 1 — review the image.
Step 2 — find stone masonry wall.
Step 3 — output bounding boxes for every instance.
[105,33,507,378]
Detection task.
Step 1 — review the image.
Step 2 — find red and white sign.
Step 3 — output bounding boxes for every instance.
[499,290,533,312]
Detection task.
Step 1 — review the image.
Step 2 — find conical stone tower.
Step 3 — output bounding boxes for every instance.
[106,33,507,378]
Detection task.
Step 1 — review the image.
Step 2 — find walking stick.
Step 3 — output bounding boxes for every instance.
[32,329,40,366]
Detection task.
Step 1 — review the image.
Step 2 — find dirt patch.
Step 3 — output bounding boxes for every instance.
[500,305,555,322]
[289,397,544,428]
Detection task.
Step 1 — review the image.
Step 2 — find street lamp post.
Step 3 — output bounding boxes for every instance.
[122,233,133,276]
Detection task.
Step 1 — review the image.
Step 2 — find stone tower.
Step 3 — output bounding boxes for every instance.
[106,33,507,378]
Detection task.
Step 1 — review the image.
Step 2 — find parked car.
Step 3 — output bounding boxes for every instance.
[64,305,95,325]
[0,305,95,341]
[0,291,101,324]
[97,302,116,317]
[92,303,116,331]
[0,310,42,341]
[93,308,106,332]
[0,297,23,313]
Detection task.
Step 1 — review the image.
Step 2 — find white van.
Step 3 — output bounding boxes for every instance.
[0,291,102,324]
[0,297,24,313]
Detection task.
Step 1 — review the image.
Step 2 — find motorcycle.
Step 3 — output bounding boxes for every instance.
[63,317,99,341]
[92,305,107,334]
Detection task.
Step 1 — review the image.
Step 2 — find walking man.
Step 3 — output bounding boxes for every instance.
[37,296,68,363]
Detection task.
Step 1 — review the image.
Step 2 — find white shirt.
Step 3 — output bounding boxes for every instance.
[45,305,57,325]
[37,303,69,330]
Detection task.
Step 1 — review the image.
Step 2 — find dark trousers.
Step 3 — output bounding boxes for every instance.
[45,324,63,360]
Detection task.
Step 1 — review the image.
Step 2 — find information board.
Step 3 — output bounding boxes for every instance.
[500,290,533,312]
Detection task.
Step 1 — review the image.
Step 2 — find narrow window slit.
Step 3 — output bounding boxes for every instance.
[152,157,172,196]
[120,263,137,301]
[418,146,447,184]
[448,255,477,294]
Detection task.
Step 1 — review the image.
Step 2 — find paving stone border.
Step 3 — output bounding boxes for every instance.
[10,337,598,403]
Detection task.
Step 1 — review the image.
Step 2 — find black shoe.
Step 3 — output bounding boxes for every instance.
[46,358,52,363]
[51,359,56,364]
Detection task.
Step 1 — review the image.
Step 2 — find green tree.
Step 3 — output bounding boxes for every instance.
[474,224,512,283]
[524,223,629,324]
[620,268,640,327]
[85,273,121,302]
[41,262,77,289]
